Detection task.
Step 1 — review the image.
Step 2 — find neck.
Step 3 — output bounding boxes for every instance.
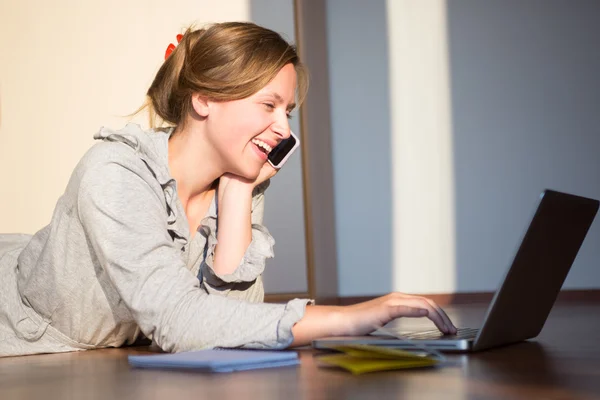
[168,123,222,208]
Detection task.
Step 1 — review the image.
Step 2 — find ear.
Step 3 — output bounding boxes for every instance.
[191,93,210,118]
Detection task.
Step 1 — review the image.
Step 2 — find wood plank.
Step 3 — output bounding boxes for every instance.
[1,299,599,399]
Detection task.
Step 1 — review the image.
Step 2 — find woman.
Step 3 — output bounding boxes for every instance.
[0,22,456,357]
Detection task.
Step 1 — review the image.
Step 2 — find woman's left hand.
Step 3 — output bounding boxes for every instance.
[253,162,278,187]
[220,162,277,191]
[218,162,277,205]
[212,162,277,275]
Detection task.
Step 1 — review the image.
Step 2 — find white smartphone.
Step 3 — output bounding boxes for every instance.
[267,130,300,169]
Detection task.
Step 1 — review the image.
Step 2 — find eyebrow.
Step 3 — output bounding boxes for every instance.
[268,92,296,111]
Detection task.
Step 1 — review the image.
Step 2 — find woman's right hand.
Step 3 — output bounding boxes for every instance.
[290,293,457,347]
[337,293,457,336]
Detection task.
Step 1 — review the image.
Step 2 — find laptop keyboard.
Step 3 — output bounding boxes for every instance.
[401,327,479,340]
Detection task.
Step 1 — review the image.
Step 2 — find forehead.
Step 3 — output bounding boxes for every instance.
[259,64,297,101]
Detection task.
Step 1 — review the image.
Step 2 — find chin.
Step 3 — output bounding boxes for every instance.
[232,164,262,181]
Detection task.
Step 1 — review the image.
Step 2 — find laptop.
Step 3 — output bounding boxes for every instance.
[313,189,599,352]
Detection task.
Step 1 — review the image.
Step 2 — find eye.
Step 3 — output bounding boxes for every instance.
[286,113,293,120]
[263,103,275,110]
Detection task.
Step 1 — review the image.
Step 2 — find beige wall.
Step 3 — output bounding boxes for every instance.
[327,0,456,295]
[0,0,309,295]
[387,0,457,294]
[0,0,249,233]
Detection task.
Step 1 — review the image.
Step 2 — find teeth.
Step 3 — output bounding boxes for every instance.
[251,138,272,154]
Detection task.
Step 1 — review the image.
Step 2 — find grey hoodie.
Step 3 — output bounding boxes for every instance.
[0,123,310,357]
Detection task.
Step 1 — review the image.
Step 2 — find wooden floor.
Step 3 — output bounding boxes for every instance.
[1,300,599,400]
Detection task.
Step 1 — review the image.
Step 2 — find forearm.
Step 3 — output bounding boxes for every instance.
[213,182,253,275]
[289,305,346,347]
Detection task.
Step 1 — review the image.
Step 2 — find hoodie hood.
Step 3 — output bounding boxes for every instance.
[94,123,175,187]
[93,123,188,242]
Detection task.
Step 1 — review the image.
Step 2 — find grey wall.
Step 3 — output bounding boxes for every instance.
[448,0,600,291]
[250,0,308,294]
[327,0,600,295]
[327,0,393,296]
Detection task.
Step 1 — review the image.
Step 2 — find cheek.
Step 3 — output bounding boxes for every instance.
[217,126,252,161]
[228,102,271,131]
[209,102,270,153]
[209,114,244,146]
[216,113,252,140]
[219,120,261,149]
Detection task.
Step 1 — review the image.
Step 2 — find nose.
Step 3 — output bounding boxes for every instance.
[271,113,291,140]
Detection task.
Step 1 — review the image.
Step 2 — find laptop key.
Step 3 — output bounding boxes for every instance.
[401,328,479,340]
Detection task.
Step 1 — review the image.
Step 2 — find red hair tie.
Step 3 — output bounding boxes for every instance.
[164,34,184,60]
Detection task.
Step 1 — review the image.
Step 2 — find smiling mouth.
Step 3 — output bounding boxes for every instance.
[251,138,273,155]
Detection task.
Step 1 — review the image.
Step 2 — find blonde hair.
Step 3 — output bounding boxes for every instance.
[144,22,308,127]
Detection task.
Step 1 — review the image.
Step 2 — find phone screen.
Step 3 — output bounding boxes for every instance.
[268,134,298,167]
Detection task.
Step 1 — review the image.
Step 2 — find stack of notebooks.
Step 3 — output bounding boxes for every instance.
[316,344,443,375]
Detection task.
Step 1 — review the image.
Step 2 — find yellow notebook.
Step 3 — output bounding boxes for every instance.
[317,344,442,375]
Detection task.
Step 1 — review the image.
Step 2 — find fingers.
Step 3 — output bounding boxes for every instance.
[263,164,278,179]
[357,293,457,335]
[424,298,457,334]
[391,297,453,334]
[416,301,449,333]
[390,305,429,318]
[255,163,277,186]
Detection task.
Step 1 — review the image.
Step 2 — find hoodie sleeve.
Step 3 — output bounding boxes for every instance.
[198,180,274,302]
[77,156,310,352]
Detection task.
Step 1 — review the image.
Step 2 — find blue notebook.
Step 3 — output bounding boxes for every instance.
[128,349,300,373]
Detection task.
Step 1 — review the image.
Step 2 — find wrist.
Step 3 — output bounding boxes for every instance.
[221,178,254,195]
[326,306,349,337]
[227,179,255,193]
[218,178,254,205]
